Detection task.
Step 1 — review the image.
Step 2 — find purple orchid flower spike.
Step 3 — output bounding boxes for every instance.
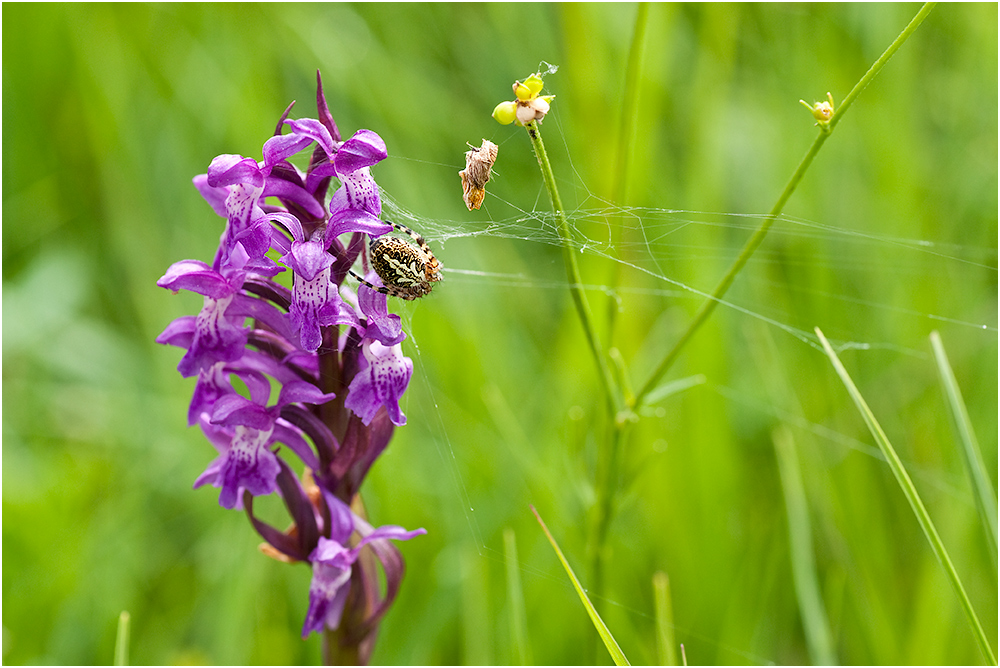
[158,71,430,663]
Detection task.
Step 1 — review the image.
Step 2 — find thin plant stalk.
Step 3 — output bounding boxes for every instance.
[610,2,651,209]
[930,331,998,563]
[633,2,938,408]
[607,2,652,362]
[527,116,634,602]
[653,571,679,666]
[531,505,631,666]
[587,419,628,603]
[504,528,533,665]
[524,120,624,417]
[816,327,996,665]
[773,426,838,666]
[591,3,652,604]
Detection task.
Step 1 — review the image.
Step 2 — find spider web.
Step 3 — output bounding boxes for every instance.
[367,120,997,663]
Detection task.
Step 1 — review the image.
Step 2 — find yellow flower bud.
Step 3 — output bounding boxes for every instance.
[492,100,517,125]
[524,74,544,96]
[799,92,835,125]
[514,82,533,101]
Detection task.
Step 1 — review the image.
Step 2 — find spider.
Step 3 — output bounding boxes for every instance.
[349,221,442,300]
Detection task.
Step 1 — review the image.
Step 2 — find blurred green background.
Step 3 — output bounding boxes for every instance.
[3,3,997,665]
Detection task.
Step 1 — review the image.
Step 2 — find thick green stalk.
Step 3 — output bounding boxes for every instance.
[633,2,937,408]
[114,611,130,666]
[525,120,623,415]
[653,571,679,666]
[590,4,652,609]
[816,327,996,665]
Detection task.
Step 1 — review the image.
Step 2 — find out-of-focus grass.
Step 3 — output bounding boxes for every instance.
[3,3,996,665]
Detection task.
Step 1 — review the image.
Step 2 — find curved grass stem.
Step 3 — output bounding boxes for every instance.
[632,1,938,408]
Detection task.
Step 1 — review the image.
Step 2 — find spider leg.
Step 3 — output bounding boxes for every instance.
[386,220,439,273]
[349,269,392,296]
[389,221,428,249]
[349,268,420,300]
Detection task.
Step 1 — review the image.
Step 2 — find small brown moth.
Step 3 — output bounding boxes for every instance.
[459,139,498,210]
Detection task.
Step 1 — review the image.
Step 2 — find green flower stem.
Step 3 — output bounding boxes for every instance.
[524,120,624,415]
[816,327,996,665]
[632,2,937,409]
[590,3,652,609]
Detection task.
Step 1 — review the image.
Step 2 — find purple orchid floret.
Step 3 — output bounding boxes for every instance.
[345,338,413,426]
[156,258,251,378]
[302,493,425,638]
[188,349,314,427]
[188,362,231,427]
[330,129,388,214]
[159,72,428,659]
[197,154,311,272]
[356,281,406,347]
[271,120,390,246]
[204,155,272,266]
[282,236,362,352]
[195,379,334,509]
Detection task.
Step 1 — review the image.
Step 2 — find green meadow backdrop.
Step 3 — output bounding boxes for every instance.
[3,3,997,665]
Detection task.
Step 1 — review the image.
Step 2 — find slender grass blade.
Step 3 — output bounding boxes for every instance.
[530,505,630,666]
[930,331,998,563]
[504,528,533,665]
[773,426,838,665]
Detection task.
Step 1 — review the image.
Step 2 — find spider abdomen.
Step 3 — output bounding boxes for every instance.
[371,236,426,287]
[370,236,437,296]
[352,222,442,300]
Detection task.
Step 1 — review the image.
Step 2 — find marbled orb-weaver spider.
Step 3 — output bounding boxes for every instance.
[349,221,442,300]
